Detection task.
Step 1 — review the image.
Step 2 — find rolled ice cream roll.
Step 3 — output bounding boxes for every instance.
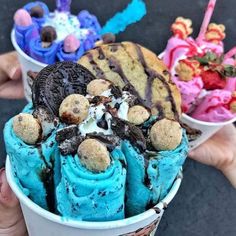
[4,104,59,211]
[56,147,126,221]
[14,9,39,53]
[57,35,84,62]
[122,132,188,217]
[24,1,49,29]
[78,10,101,34]
[29,38,58,64]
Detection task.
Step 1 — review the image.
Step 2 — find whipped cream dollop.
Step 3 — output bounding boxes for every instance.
[79,90,131,137]
[43,11,90,41]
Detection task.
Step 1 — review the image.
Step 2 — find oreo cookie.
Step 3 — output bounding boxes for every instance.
[32,62,96,116]
[111,117,146,152]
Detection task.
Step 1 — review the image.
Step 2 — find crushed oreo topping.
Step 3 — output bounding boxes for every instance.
[56,125,84,155]
[32,62,96,116]
[97,114,109,130]
[111,117,146,152]
[111,85,122,99]
[56,125,78,143]
[59,136,84,156]
[87,133,120,151]
[89,96,112,106]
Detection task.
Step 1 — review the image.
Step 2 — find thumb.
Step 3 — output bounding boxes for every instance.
[0,52,22,80]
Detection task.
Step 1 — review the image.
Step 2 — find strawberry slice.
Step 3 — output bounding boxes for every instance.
[201,70,226,90]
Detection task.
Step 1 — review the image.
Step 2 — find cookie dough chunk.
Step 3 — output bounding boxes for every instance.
[59,94,89,124]
[150,118,182,150]
[128,105,150,125]
[13,113,41,144]
[87,79,111,96]
[78,139,111,172]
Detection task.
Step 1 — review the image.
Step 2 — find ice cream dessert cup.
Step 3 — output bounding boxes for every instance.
[6,156,182,236]
[11,0,147,101]
[161,0,236,150]
[4,41,189,235]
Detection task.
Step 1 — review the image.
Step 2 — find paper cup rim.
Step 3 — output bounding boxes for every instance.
[6,156,182,230]
[11,29,48,67]
[182,113,236,126]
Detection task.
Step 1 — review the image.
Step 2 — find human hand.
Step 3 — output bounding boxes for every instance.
[189,124,236,188]
[0,51,24,99]
[0,168,27,235]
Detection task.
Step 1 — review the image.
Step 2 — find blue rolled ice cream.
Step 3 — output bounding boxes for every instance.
[4,104,60,211]
[14,9,39,53]
[122,132,188,217]
[56,148,126,221]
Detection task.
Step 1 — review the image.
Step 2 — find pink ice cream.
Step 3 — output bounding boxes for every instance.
[163,37,200,70]
[14,9,32,27]
[199,40,224,55]
[172,75,203,113]
[162,0,236,122]
[191,90,236,122]
[63,34,80,53]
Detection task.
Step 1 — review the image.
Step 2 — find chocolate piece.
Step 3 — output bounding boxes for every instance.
[90,96,112,106]
[59,136,84,156]
[32,62,96,116]
[87,133,120,151]
[97,114,109,130]
[102,33,116,44]
[111,117,146,152]
[30,5,44,18]
[41,26,57,43]
[110,85,122,99]
[56,125,78,143]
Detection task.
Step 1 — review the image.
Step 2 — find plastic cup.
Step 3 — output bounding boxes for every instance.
[11,29,48,101]
[181,114,236,150]
[6,156,182,236]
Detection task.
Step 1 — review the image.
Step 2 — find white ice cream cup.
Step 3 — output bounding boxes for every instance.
[11,30,48,102]
[6,156,182,236]
[181,114,236,150]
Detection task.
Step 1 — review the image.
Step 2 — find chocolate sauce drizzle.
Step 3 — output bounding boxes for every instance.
[37,145,55,213]
[86,53,106,80]
[134,44,179,120]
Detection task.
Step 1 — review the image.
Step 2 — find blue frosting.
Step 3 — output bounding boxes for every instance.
[29,38,58,64]
[122,132,188,217]
[101,0,147,35]
[4,104,59,210]
[56,148,126,221]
